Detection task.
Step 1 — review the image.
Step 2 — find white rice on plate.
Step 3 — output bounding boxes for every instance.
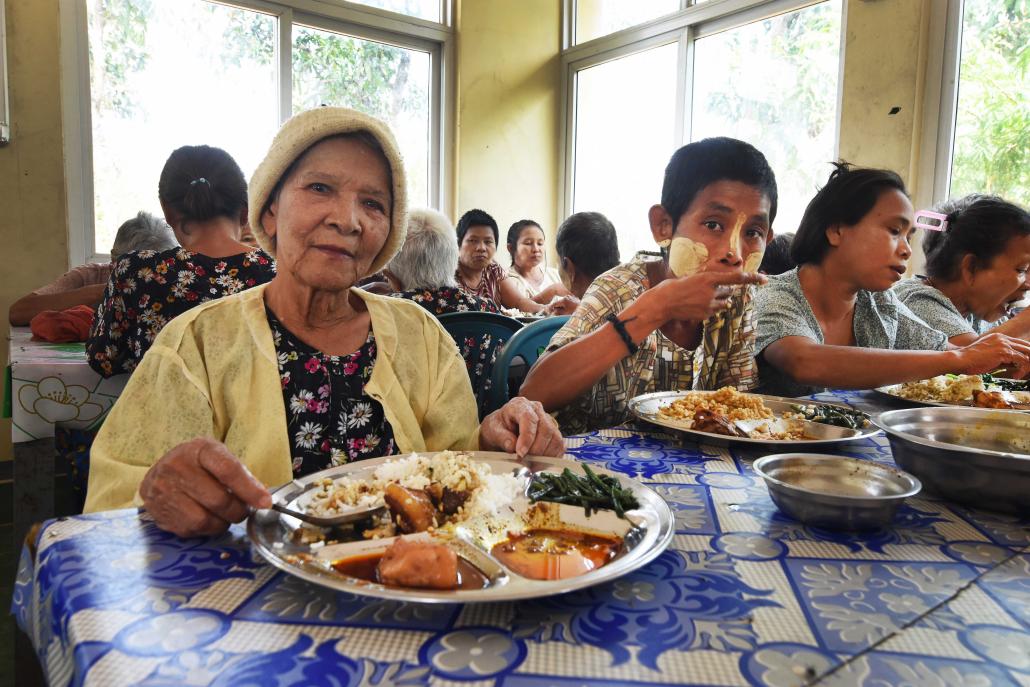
[304,451,528,544]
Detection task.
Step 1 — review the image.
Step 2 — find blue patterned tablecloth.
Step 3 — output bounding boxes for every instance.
[11,391,1030,686]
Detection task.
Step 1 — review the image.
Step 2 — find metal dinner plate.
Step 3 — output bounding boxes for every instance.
[247,452,675,604]
[875,384,1030,411]
[628,391,881,446]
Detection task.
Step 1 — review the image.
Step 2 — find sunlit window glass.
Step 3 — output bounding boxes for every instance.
[950,0,1028,205]
[573,43,679,259]
[346,0,441,23]
[293,25,432,206]
[86,0,278,255]
[691,0,843,236]
[575,0,680,44]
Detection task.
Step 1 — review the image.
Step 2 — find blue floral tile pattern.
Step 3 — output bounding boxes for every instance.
[511,550,779,668]
[10,389,1030,687]
[783,559,977,652]
[420,628,527,680]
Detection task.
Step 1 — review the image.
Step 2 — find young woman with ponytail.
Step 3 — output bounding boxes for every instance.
[87,145,276,377]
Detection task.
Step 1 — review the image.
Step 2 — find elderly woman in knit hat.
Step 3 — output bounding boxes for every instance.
[84,108,563,537]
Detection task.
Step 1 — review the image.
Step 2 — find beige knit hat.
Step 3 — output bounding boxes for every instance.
[248,107,408,276]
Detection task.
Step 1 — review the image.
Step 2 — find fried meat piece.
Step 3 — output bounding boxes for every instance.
[425,482,471,516]
[377,537,458,589]
[383,483,438,533]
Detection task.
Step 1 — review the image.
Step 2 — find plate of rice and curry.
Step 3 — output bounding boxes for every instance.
[628,387,880,446]
[248,451,674,603]
[876,374,1030,412]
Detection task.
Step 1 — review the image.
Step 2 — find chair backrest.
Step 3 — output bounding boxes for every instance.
[437,311,523,419]
[488,315,570,410]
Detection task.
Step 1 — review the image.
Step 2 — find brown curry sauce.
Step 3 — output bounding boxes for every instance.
[331,553,489,590]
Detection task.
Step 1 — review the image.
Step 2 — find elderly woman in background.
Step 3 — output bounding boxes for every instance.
[84,108,563,537]
[390,208,500,315]
[87,145,276,377]
[554,211,621,300]
[893,195,1030,347]
[9,211,177,326]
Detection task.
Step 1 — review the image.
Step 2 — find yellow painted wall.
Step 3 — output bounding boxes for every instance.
[838,0,930,187]
[0,0,68,462]
[837,0,933,271]
[454,0,562,264]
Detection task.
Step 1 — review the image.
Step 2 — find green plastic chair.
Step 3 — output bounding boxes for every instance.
[437,311,523,419]
[488,316,570,410]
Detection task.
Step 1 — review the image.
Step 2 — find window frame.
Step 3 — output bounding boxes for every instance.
[59,0,453,265]
[913,0,964,210]
[559,0,846,229]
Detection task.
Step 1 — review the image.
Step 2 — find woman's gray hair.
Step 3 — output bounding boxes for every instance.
[387,208,459,290]
[110,211,178,260]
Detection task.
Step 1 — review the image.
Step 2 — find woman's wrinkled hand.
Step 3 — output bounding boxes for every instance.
[650,270,767,324]
[140,437,272,538]
[480,397,564,458]
[955,333,1030,377]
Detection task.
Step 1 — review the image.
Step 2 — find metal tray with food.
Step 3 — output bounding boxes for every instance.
[248,451,674,603]
[628,388,880,446]
[876,373,1030,411]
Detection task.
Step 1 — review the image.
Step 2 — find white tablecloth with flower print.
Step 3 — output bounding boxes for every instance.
[6,327,127,442]
[12,391,1030,686]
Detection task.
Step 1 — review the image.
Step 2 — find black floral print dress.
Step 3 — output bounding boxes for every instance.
[267,307,396,477]
[392,286,500,316]
[392,287,504,417]
[87,247,276,377]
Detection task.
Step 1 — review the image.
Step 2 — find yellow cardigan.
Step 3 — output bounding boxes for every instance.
[84,284,479,512]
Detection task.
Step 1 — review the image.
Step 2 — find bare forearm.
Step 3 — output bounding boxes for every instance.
[988,309,1030,342]
[532,283,570,304]
[520,293,664,409]
[498,280,547,314]
[766,339,964,389]
[8,284,106,325]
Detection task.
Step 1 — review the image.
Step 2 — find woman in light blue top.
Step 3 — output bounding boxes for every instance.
[893,195,1030,347]
[755,163,1030,397]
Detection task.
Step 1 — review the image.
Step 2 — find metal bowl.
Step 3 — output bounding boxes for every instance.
[753,453,921,530]
[874,407,1030,515]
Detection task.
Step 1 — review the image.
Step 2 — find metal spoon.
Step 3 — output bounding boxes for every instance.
[267,501,387,529]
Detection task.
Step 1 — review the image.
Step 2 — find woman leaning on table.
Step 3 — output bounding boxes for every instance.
[83,108,563,536]
[754,163,1030,397]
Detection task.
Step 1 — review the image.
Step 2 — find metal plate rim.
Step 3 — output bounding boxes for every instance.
[874,385,1030,412]
[628,390,880,446]
[247,451,675,604]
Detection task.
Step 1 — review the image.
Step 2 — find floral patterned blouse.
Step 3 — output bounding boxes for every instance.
[87,247,275,377]
[392,286,503,419]
[267,307,396,476]
[392,286,500,316]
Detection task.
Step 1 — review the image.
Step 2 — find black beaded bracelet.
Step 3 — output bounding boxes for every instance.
[605,313,639,356]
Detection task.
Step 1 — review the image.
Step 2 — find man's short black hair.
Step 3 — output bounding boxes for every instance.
[791,162,907,266]
[661,137,778,227]
[555,211,621,281]
[456,208,499,245]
